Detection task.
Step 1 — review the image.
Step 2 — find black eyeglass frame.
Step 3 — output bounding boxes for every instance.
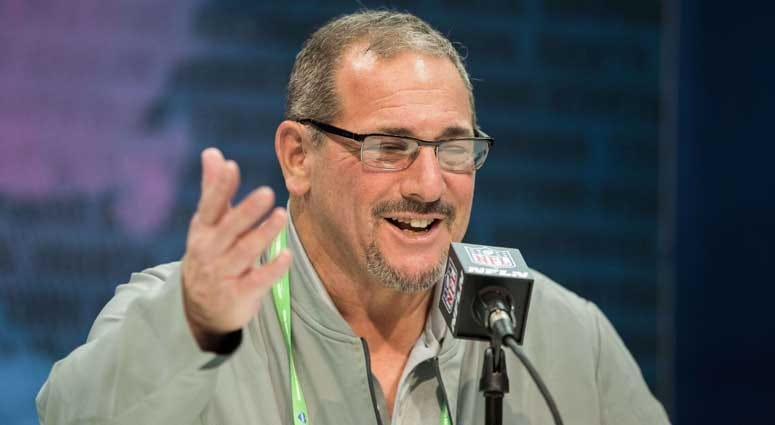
[297,118,495,172]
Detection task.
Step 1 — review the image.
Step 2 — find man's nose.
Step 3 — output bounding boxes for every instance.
[399,147,445,203]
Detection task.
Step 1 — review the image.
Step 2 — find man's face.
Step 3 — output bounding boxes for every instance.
[303,45,475,292]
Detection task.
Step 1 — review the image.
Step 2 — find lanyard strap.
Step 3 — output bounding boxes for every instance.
[440,404,451,425]
[270,227,310,425]
[269,229,451,425]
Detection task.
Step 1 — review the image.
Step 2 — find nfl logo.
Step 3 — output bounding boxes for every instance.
[465,246,516,269]
[441,261,458,314]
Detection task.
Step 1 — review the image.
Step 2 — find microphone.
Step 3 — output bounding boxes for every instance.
[439,242,534,344]
[440,242,565,425]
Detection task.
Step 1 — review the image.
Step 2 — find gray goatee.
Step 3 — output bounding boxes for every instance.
[367,198,455,293]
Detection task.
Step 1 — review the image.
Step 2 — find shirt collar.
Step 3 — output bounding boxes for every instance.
[286,211,338,312]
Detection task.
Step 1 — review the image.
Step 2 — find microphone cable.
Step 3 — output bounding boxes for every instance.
[502,335,564,425]
[488,310,565,425]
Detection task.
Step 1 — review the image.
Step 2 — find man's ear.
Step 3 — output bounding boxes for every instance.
[275,120,311,197]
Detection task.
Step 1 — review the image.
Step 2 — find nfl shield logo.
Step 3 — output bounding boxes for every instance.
[441,260,458,314]
[465,246,516,269]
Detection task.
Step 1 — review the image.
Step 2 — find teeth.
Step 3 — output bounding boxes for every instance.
[390,217,434,229]
[411,218,432,228]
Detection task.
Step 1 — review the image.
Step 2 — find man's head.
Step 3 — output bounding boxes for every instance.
[276,11,482,294]
[285,10,477,130]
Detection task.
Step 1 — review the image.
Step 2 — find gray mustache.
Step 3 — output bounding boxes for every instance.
[372,199,455,221]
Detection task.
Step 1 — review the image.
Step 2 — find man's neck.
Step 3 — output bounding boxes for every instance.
[291,204,431,353]
[326,274,432,352]
[292,203,434,417]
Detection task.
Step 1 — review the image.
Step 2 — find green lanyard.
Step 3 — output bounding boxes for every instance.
[268,228,452,425]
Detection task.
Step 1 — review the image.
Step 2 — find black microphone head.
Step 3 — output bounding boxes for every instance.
[439,242,534,343]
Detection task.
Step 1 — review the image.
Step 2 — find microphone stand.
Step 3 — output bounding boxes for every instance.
[479,338,509,425]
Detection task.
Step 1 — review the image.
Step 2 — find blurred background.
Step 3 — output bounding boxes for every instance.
[0,1,772,424]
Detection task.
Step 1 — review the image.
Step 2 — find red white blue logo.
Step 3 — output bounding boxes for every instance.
[441,260,458,314]
[464,246,516,269]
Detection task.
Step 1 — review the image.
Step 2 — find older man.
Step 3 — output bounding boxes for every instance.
[37,11,670,425]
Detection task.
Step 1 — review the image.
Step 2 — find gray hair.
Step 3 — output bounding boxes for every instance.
[284,10,476,135]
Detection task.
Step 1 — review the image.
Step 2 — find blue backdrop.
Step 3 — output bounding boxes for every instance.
[675,1,775,423]
[0,1,681,423]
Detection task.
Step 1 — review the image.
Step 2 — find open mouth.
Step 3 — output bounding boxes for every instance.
[385,217,440,233]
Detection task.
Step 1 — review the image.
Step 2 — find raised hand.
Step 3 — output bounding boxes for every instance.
[182,148,291,351]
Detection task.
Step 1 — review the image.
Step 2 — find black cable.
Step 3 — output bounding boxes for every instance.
[503,335,565,425]
[481,303,564,425]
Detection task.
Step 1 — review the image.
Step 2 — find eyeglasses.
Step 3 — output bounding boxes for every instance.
[297,119,494,173]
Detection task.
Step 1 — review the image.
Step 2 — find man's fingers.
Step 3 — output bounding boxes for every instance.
[207,186,276,255]
[234,250,293,303]
[197,148,226,224]
[200,148,223,191]
[221,159,240,210]
[214,207,287,277]
[197,151,240,225]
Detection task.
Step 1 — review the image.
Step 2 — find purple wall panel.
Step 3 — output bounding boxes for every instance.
[0,0,193,236]
[0,2,196,423]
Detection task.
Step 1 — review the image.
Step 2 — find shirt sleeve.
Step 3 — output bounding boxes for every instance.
[589,302,672,425]
[36,263,239,425]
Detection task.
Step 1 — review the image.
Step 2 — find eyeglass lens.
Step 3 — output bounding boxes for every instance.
[361,135,488,171]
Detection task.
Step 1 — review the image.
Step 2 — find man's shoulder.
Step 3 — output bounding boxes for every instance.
[529,269,594,315]
[123,261,182,287]
[526,269,603,336]
[107,261,183,299]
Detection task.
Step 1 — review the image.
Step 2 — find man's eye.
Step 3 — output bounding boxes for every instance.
[381,143,408,152]
[444,146,467,155]
[375,139,411,152]
[442,141,473,155]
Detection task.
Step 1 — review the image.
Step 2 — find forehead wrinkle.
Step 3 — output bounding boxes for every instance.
[368,88,458,106]
[368,84,471,117]
[336,49,474,138]
[364,98,472,137]
[363,90,471,128]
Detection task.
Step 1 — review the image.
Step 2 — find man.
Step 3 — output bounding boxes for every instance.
[37,11,670,425]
